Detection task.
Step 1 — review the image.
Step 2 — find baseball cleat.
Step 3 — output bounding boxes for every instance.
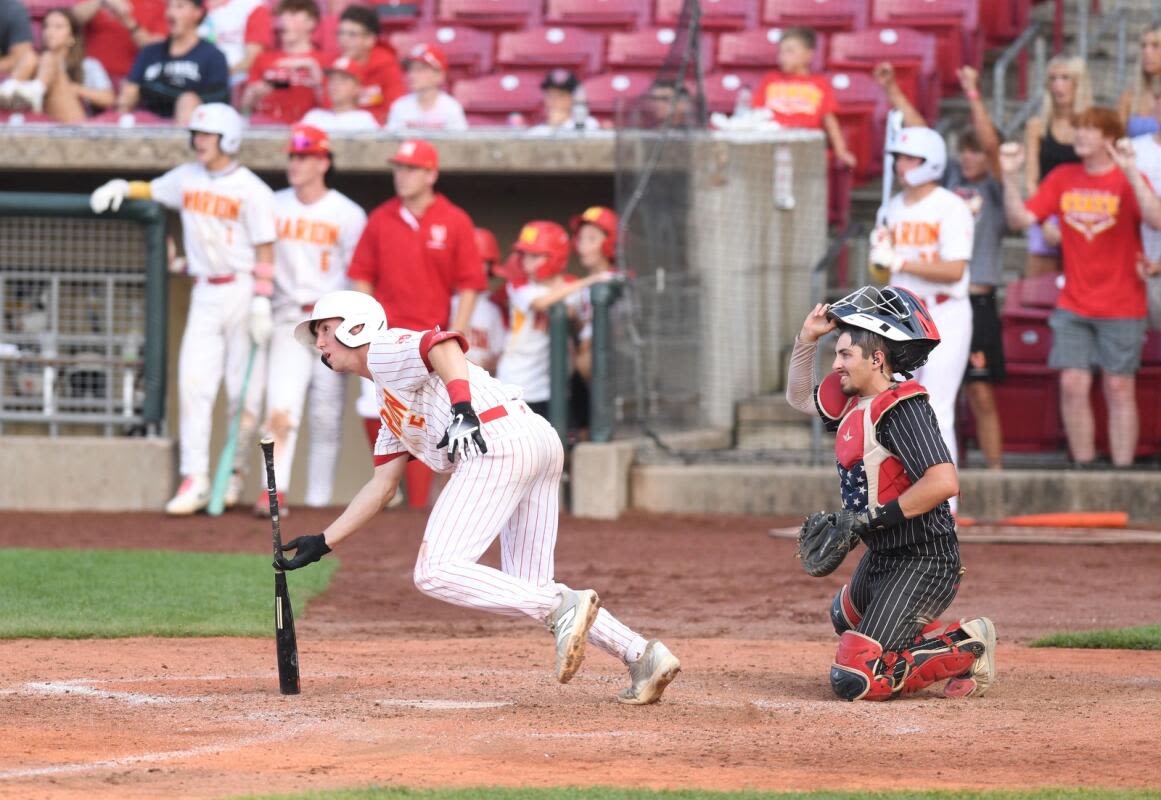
[617,640,681,705]
[546,588,600,684]
[944,617,997,698]
[165,474,210,516]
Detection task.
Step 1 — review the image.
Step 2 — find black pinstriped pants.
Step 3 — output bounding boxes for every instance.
[847,543,963,652]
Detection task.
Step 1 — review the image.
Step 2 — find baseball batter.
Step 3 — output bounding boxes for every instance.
[786,286,996,701]
[276,290,681,704]
[255,124,367,515]
[90,102,275,515]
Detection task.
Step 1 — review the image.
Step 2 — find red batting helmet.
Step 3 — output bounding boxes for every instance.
[569,205,618,261]
[825,285,941,374]
[513,220,570,280]
[474,227,500,266]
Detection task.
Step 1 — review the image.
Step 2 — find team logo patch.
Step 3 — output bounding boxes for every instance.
[1060,189,1120,241]
[430,224,446,243]
[519,225,539,244]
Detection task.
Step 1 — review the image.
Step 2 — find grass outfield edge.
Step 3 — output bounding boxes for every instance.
[1029,624,1161,650]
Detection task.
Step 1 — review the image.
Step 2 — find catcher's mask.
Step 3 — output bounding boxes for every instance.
[826,285,941,376]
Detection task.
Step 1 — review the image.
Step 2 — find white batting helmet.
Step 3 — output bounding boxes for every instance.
[294,290,388,348]
[189,102,244,155]
[890,126,946,186]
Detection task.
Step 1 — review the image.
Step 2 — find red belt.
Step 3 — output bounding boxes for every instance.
[202,275,236,285]
[933,293,951,305]
[301,303,315,313]
[479,405,508,423]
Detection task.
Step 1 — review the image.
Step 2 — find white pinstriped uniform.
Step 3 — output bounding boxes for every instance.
[366,329,645,661]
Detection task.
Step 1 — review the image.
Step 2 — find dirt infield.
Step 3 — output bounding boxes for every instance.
[2,509,1160,799]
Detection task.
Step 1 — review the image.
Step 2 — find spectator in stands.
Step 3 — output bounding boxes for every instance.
[72,0,166,83]
[386,42,466,133]
[240,0,325,124]
[1001,107,1161,468]
[1023,55,1092,277]
[0,0,36,87]
[876,62,1008,469]
[526,68,598,135]
[2,8,114,120]
[753,27,856,169]
[300,56,378,131]
[1119,23,1161,138]
[643,77,693,128]
[198,0,271,86]
[1131,84,1161,330]
[116,0,229,124]
[333,4,403,124]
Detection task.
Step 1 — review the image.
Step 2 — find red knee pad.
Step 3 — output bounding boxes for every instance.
[830,631,895,701]
[897,622,980,696]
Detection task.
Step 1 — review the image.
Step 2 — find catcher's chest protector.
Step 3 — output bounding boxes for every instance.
[824,376,927,512]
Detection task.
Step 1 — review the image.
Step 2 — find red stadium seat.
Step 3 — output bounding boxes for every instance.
[870,0,981,95]
[702,69,768,114]
[716,28,826,72]
[0,111,56,126]
[655,0,755,30]
[979,0,1030,47]
[606,28,712,72]
[452,71,543,124]
[438,0,541,29]
[372,0,429,29]
[390,26,495,78]
[827,27,938,123]
[989,364,1066,453]
[87,110,170,126]
[313,14,340,59]
[495,27,605,77]
[581,71,655,119]
[545,0,650,32]
[826,70,886,179]
[761,0,869,32]
[22,0,55,19]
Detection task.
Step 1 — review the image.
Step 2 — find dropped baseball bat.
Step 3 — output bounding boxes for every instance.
[958,511,1129,529]
[207,343,257,516]
[875,109,904,228]
[261,436,301,695]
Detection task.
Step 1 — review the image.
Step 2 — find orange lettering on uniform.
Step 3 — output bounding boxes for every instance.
[407,413,426,429]
[378,388,408,437]
[182,190,241,221]
[275,216,341,247]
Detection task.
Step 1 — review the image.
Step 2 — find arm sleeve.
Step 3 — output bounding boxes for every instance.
[384,97,404,132]
[346,216,380,284]
[508,283,548,315]
[243,179,277,246]
[1024,169,1061,222]
[197,45,230,103]
[148,164,186,210]
[368,333,435,391]
[83,57,113,92]
[818,79,837,116]
[878,398,952,481]
[785,336,819,415]
[939,194,975,262]
[372,422,408,464]
[446,97,468,131]
[752,73,772,108]
[244,5,273,47]
[126,47,150,85]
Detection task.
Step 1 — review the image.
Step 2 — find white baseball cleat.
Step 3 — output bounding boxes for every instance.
[546,587,600,684]
[165,474,210,516]
[617,640,681,705]
[944,617,997,698]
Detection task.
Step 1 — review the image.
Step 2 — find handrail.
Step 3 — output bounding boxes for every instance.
[993,22,1042,134]
[1002,36,1048,139]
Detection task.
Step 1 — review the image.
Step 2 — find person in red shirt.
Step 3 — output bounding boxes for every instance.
[752,26,856,169]
[240,0,325,123]
[1001,106,1161,467]
[73,0,167,81]
[349,138,486,507]
[331,4,404,124]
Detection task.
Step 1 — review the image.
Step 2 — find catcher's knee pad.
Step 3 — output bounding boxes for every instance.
[896,621,983,697]
[830,584,863,635]
[830,631,895,701]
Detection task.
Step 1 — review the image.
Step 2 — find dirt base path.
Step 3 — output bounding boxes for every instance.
[2,509,1159,798]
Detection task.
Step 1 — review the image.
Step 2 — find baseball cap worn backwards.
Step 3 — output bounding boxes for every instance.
[391,139,439,170]
[404,43,449,73]
[541,68,579,92]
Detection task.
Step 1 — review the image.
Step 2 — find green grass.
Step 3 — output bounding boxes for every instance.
[1030,625,1161,650]
[0,548,337,638]
[237,788,1161,800]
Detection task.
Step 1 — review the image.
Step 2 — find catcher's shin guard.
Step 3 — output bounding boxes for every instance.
[830,631,895,701]
[895,620,983,697]
[830,584,863,635]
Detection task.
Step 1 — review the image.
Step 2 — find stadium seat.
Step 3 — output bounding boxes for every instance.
[979,0,1030,48]
[702,69,769,114]
[655,0,755,31]
[828,159,852,228]
[0,111,56,126]
[313,14,340,59]
[438,0,541,29]
[988,364,1066,453]
[716,28,826,73]
[761,0,869,32]
[22,0,55,19]
[373,0,429,29]
[870,0,981,95]
[390,26,495,78]
[606,28,712,73]
[495,27,605,77]
[582,72,655,120]
[827,26,939,123]
[826,70,886,180]
[545,0,650,32]
[452,71,543,125]
[87,109,170,126]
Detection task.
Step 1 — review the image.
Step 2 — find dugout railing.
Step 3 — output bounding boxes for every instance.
[0,192,168,436]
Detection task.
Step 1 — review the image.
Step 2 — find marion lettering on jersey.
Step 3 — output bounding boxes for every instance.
[1060,189,1121,240]
[276,216,341,247]
[183,189,242,220]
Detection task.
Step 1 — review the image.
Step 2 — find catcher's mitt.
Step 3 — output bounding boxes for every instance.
[796,510,864,577]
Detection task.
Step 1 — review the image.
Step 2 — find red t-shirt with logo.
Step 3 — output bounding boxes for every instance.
[358,46,406,124]
[752,72,835,129]
[347,194,487,330]
[1025,163,1149,319]
[84,0,168,80]
[247,49,327,123]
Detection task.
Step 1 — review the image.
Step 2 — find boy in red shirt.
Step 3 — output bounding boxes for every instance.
[74,0,167,82]
[332,4,404,124]
[240,0,326,123]
[752,26,856,169]
[1000,107,1161,466]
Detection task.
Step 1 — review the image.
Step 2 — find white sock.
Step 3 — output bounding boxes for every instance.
[624,636,648,664]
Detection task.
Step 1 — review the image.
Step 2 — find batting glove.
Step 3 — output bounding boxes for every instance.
[249,296,273,346]
[438,402,488,463]
[275,533,331,570]
[868,226,905,283]
[90,179,130,214]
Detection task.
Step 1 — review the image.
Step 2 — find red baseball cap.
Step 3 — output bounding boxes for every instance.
[286,124,331,157]
[390,138,439,170]
[404,42,449,73]
[326,55,368,83]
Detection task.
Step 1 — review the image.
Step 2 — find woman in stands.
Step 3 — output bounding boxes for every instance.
[1022,55,1092,278]
[0,8,114,121]
[1119,23,1161,139]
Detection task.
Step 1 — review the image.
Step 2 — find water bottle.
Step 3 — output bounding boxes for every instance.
[733,86,752,119]
[572,86,589,129]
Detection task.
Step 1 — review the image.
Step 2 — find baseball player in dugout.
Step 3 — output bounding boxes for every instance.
[348,138,486,509]
[89,102,275,515]
[276,290,681,704]
[786,287,996,701]
[253,124,367,517]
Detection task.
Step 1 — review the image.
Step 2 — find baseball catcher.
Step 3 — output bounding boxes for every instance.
[785,286,997,701]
